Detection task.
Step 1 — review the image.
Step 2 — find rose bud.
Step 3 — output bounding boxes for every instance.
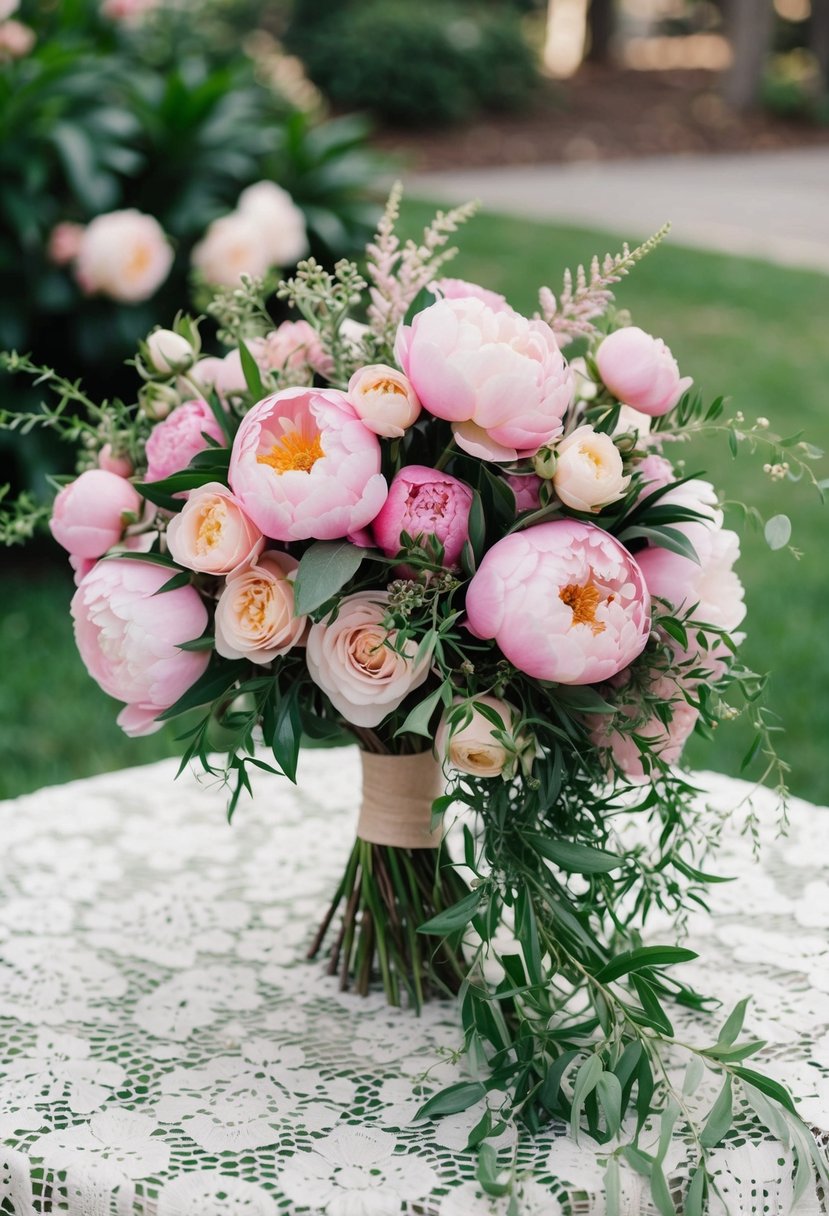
[552,425,630,513]
[595,326,693,417]
[50,469,142,559]
[347,364,421,439]
[146,329,195,375]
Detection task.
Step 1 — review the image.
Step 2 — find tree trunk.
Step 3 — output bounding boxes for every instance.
[722,0,775,111]
[586,0,615,64]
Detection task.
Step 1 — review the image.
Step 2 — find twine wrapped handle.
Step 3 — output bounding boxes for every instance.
[357,750,444,849]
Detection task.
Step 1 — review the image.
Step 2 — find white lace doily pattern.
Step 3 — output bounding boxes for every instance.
[0,751,827,1216]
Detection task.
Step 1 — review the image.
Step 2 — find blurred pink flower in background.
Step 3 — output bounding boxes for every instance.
[596,326,692,417]
[71,559,209,736]
[100,0,158,23]
[229,387,387,541]
[237,181,308,267]
[50,470,141,559]
[214,551,306,664]
[166,483,263,575]
[144,400,225,483]
[75,210,173,303]
[372,465,472,569]
[306,591,429,728]
[466,520,651,684]
[396,296,573,462]
[47,222,85,267]
[192,213,271,287]
[0,17,34,57]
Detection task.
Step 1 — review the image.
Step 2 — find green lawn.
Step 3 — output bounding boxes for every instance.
[2,204,827,805]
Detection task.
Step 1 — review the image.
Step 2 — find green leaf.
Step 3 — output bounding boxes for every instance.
[238,340,264,399]
[569,1054,603,1141]
[717,996,750,1047]
[704,1039,767,1063]
[515,886,543,985]
[700,1076,733,1148]
[539,1049,579,1114]
[293,541,366,616]
[272,686,302,783]
[605,1156,621,1216]
[526,834,623,874]
[764,514,791,550]
[156,571,192,594]
[650,1164,677,1216]
[417,888,483,936]
[670,856,734,884]
[596,946,697,984]
[476,1142,512,1198]
[395,685,446,738]
[467,489,486,560]
[630,974,675,1037]
[619,524,700,564]
[156,660,246,721]
[685,1166,706,1216]
[597,1071,622,1137]
[732,1067,797,1115]
[416,1081,486,1120]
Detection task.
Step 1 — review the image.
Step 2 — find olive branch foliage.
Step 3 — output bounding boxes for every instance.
[1,191,827,1209]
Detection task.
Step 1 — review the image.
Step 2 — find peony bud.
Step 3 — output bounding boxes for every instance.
[532,446,558,480]
[146,329,195,375]
[348,364,421,439]
[139,382,180,421]
[552,425,630,513]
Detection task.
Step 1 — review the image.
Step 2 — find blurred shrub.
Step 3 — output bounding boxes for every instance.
[292,0,539,128]
[0,0,383,489]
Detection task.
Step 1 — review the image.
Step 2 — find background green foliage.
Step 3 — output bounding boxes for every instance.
[2,206,826,806]
[287,0,539,128]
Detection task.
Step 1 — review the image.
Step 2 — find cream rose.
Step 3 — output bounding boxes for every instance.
[436,695,522,779]
[214,551,306,664]
[347,364,421,439]
[166,483,263,576]
[305,591,429,728]
[553,425,630,513]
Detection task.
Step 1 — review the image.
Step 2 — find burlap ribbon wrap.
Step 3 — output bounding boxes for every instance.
[357,750,444,849]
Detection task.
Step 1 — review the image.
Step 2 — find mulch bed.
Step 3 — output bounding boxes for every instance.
[372,65,829,170]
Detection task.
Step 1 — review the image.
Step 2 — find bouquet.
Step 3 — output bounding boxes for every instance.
[3,185,826,1209]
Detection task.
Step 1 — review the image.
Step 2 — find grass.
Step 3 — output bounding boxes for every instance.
[2,203,827,805]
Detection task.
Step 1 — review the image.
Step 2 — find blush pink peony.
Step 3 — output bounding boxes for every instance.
[250,321,333,380]
[347,364,421,439]
[372,465,472,569]
[465,520,651,685]
[553,425,630,513]
[50,469,142,559]
[214,551,306,664]
[71,558,209,736]
[191,212,271,287]
[305,591,429,728]
[431,278,513,314]
[237,181,308,267]
[228,387,387,542]
[75,210,173,303]
[591,676,699,781]
[144,400,226,483]
[166,482,263,575]
[395,296,573,462]
[596,327,693,417]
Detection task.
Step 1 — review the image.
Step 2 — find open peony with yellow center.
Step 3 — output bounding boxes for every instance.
[214,551,306,664]
[305,592,429,728]
[552,425,630,513]
[166,483,263,576]
[465,520,651,685]
[228,387,388,542]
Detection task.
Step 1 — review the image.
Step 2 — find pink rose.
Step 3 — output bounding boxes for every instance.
[75,210,173,303]
[71,559,209,736]
[372,465,472,570]
[145,400,226,483]
[431,278,513,314]
[504,473,542,514]
[305,591,429,728]
[591,676,698,780]
[166,483,263,575]
[47,221,85,267]
[396,296,573,462]
[595,327,693,417]
[228,387,387,542]
[50,469,142,559]
[250,321,333,380]
[214,551,306,664]
[347,364,421,439]
[465,520,651,685]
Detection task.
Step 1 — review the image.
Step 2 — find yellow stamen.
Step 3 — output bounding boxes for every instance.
[559,582,605,635]
[196,504,225,553]
[257,431,324,474]
[367,378,406,397]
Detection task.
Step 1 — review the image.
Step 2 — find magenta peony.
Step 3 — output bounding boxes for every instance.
[595,327,693,417]
[465,520,651,684]
[372,465,472,569]
[50,469,142,559]
[305,592,429,728]
[71,558,209,736]
[144,400,226,483]
[166,483,263,576]
[395,296,573,462]
[228,387,387,542]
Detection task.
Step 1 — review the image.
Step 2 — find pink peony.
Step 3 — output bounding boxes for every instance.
[592,676,699,780]
[166,482,263,575]
[431,278,513,314]
[50,470,142,559]
[47,222,85,267]
[191,212,272,287]
[71,558,209,736]
[75,210,172,303]
[372,465,472,569]
[192,351,248,401]
[228,387,387,542]
[465,520,651,685]
[144,400,226,483]
[347,364,421,439]
[634,453,676,502]
[214,551,306,664]
[596,327,693,417]
[396,296,573,463]
[237,181,308,267]
[250,321,333,380]
[504,473,542,514]
[97,444,133,478]
[0,17,34,57]
[305,591,429,728]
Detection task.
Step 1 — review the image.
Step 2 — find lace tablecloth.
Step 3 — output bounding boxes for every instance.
[1,750,827,1216]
